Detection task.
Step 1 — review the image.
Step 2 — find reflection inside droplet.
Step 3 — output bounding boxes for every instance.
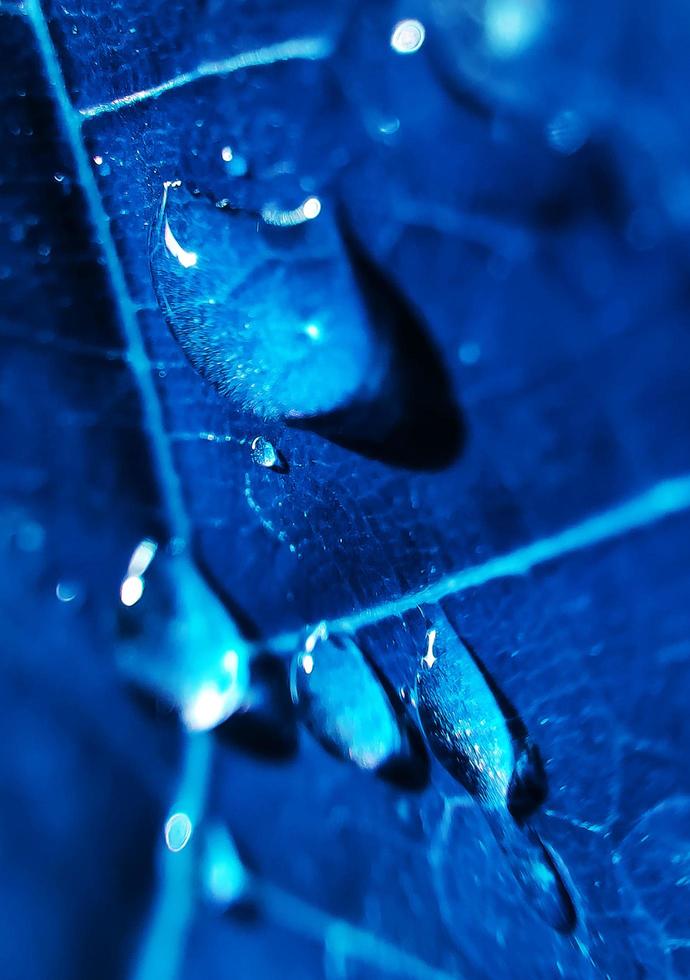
[149,181,385,420]
[291,631,405,771]
[164,811,192,852]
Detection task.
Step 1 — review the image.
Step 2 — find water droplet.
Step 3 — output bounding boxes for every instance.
[201,823,248,908]
[55,581,79,603]
[149,181,385,420]
[250,435,279,469]
[290,631,405,772]
[415,623,515,808]
[390,18,426,54]
[165,811,193,852]
[118,549,251,732]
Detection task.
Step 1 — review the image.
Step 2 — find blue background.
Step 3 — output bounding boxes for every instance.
[1,0,690,977]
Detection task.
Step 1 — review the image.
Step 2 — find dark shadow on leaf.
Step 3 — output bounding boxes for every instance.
[217,652,299,761]
[289,209,465,471]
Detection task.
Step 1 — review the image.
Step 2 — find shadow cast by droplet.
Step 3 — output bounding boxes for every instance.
[268,449,290,475]
[216,652,299,761]
[378,714,431,791]
[460,635,548,822]
[289,213,465,472]
[363,643,431,791]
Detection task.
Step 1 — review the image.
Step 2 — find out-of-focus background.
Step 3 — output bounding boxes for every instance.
[2,1,690,977]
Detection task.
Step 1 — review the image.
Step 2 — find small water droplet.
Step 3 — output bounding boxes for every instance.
[250,435,279,469]
[149,180,385,420]
[164,811,192,852]
[290,632,406,772]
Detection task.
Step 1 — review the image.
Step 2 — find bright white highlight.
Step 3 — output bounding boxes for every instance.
[302,196,321,219]
[182,649,245,732]
[423,629,437,669]
[301,653,314,675]
[120,575,144,606]
[221,146,233,162]
[390,19,426,54]
[164,219,198,268]
[183,685,227,731]
[164,812,193,852]
[262,197,323,227]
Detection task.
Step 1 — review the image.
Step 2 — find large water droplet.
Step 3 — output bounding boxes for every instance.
[149,181,385,421]
[415,623,515,808]
[118,544,251,732]
[290,628,408,774]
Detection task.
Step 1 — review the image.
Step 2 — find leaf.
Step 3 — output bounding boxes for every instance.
[3,1,690,978]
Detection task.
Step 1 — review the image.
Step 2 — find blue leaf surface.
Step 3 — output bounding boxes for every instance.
[2,1,690,977]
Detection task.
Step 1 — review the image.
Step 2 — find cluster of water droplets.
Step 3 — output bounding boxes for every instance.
[285,613,575,933]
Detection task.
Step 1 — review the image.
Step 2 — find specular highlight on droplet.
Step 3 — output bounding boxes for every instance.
[149,181,386,421]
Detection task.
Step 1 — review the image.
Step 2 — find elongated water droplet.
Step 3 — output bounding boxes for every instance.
[416,618,575,931]
[149,181,385,420]
[118,546,250,732]
[416,623,515,808]
[290,630,406,773]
